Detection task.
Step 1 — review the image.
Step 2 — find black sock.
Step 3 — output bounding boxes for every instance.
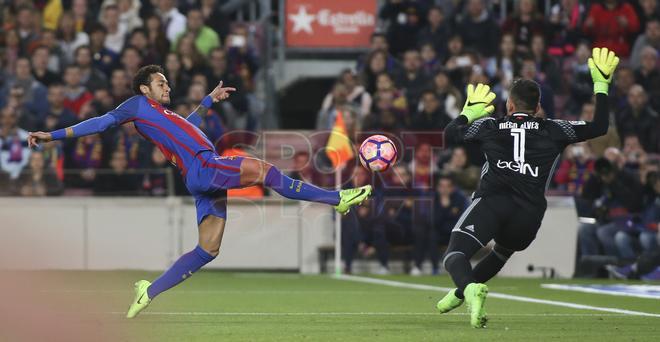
[444,252,475,298]
[473,245,513,283]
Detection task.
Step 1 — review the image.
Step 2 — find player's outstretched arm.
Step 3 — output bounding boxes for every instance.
[186,81,236,127]
[28,114,117,148]
[572,47,620,142]
[444,83,496,144]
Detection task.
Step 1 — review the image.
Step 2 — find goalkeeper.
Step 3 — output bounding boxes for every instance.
[437,48,619,328]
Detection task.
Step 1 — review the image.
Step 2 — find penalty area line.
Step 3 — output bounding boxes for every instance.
[334,274,660,318]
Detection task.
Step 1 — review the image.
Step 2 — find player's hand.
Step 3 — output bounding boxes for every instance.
[27,131,52,148]
[588,47,620,95]
[461,83,496,124]
[209,81,237,103]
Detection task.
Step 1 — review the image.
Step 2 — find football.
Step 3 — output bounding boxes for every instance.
[358,135,398,172]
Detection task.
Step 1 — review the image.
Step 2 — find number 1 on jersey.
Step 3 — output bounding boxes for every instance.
[511,128,526,163]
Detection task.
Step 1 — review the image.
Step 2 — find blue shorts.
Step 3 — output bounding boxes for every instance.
[185,151,244,225]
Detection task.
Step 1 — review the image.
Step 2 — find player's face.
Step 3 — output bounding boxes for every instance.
[147,73,171,104]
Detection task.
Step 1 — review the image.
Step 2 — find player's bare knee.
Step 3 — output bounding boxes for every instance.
[199,238,221,257]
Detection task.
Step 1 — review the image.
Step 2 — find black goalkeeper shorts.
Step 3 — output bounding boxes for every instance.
[450,194,546,251]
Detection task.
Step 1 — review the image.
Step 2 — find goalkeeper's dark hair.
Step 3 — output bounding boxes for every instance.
[132,65,165,95]
[509,79,540,113]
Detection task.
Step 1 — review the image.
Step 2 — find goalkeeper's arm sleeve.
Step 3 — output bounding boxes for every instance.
[573,93,609,141]
[50,114,118,140]
[443,115,469,145]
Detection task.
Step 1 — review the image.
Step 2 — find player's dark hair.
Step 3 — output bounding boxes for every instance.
[132,65,164,95]
[509,79,540,113]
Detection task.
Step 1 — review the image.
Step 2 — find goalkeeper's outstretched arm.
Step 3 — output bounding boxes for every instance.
[572,47,620,142]
[444,83,496,145]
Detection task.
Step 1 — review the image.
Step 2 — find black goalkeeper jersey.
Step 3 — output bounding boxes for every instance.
[444,94,610,208]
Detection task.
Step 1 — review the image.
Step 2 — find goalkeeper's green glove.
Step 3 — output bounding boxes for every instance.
[588,47,620,95]
[461,83,496,124]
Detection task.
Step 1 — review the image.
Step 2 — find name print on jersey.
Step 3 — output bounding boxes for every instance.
[498,121,539,130]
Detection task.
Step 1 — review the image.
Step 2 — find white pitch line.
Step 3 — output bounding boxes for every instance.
[102,312,634,317]
[334,275,660,318]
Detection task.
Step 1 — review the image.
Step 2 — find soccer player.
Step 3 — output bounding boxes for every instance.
[436,48,619,328]
[27,65,372,318]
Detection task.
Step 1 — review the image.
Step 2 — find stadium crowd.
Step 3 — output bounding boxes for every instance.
[0,0,659,277]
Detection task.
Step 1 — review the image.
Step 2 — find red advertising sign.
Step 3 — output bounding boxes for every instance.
[286,0,377,48]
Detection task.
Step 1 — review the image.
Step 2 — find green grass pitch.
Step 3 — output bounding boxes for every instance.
[8,271,660,341]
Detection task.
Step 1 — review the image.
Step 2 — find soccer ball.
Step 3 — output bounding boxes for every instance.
[359,135,397,172]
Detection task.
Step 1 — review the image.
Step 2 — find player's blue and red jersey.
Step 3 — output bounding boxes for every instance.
[109,95,215,176]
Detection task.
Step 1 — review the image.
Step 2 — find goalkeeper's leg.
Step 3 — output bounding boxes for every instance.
[473,244,515,283]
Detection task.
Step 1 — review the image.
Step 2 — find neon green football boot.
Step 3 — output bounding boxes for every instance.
[464,283,489,328]
[126,280,152,319]
[436,289,464,313]
[335,185,372,215]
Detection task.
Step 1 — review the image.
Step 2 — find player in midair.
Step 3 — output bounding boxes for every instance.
[27,65,372,318]
[435,48,619,328]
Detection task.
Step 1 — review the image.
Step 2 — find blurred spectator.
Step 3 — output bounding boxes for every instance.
[454,0,500,58]
[501,0,545,54]
[634,46,660,112]
[417,6,451,61]
[200,0,230,43]
[31,45,61,87]
[15,4,40,54]
[610,66,636,112]
[379,0,425,58]
[530,33,561,90]
[410,90,451,130]
[440,146,480,194]
[2,29,21,76]
[94,149,138,195]
[420,43,441,74]
[580,102,620,156]
[0,107,31,180]
[226,25,259,87]
[0,57,49,125]
[316,83,357,131]
[621,134,648,175]
[87,24,119,77]
[485,33,519,102]
[175,32,206,74]
[57,11,89,65]
[519,56,554,118]
[142,147,169,196]
[373,72,408,115]
[563,41,593,115]
[630,18,660,69]
[547,0,586,57]
[39,29,66,74]
[113,123,152,169]
[68,134,103,188]
[554,142,595,193]
[361,50,390,93]
[144,14,171,59]
[578,158,643,258]
[119,45,144,79]
[634,0,660,33]
[126,28,158,66]
[163,52,190,101]
[100,4,127,55]
[45,83,77,130]
[62,65,94,118]
[356,32,400,73]
[206,47,247,110]
[72,0,93,32]
[582,0,640,57]
[613,173,659,260]
[172,7,220,56]
[14,150,63,196]
[116,0,143,33]
[157,0,187,43]
[109,68,132,104]
[410,142,434,190]
[396,49,430,113]
[42,0,63,31]
[322,69,372,120]
[74,45,109,92]
[429,174,469,273]
[432,69,462,119]
[616,84,659,153]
